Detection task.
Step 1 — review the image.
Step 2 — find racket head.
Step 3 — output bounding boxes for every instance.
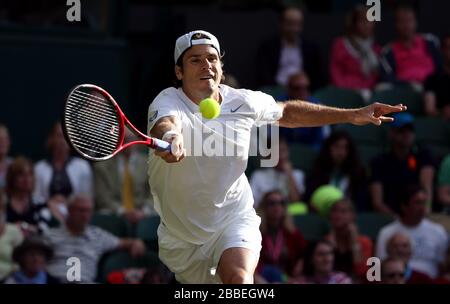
[63,84,125,161]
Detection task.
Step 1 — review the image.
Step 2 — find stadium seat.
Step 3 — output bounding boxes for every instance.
[289,144,318,174]
[136,216,160,250]
[358,145,385,167]
[334,123,387,147]
[415,117,450,147]
[371,86,422,115]
[91,213,131,238]
[97,250,161,283]
[293,214,330,241]
[356,212,394,241]
[312,86,365,109]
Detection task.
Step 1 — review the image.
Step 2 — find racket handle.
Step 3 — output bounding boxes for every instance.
[152,138,172,152]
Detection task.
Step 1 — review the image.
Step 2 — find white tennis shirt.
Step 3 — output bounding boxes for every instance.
[147,84,283,244]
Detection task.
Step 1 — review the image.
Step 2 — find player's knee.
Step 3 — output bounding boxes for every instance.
[223,269,253,284]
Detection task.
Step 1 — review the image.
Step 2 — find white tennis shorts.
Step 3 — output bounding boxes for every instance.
[157,210,262,284]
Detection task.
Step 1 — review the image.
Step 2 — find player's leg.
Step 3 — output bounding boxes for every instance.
[217,247,259,284]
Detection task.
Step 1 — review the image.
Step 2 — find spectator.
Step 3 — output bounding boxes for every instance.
[306,131,369,211]
[424,34,450,119]
[0,124,13,191]
[385,232,433,284]
[370,113,435,215]
[34,122,93,224]
[5,157,53,235]
[250,139,305,208]
[278,72,331,148]
[330,5,380,90]
[437,154,450,213]
[294,240,352,284]
[0,191,24,281]
[3,237,60,284]
[380,257,406,284]
[45,194,146,283]
[324,198,373,281]
[255,190,307,283]
[256,6,321,89]
[94,130,154,224]
[379,5,441,88]
[376,184,448,279]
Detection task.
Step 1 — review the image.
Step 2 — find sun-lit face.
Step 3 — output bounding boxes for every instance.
[175,44,223,103]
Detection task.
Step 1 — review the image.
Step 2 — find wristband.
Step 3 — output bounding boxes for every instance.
[162,130,181,141]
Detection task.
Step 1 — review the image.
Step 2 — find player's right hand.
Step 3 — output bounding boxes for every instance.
[155,132,185,163]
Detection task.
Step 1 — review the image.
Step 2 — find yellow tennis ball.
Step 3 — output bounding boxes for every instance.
[199,98,220,119]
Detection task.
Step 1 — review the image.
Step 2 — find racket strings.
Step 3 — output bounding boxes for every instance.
[65,88,121,158]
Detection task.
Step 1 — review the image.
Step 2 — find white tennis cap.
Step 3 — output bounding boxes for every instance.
[174,30,221,64]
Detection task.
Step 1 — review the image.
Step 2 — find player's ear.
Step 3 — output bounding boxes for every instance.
[175,65,183,80]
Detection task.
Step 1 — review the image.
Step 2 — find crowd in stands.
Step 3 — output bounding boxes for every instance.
[0,3,450,285]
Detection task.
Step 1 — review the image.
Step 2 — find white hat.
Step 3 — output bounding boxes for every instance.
[174,30,221,63]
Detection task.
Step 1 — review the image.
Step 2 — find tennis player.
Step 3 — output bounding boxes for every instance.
[147,30,406,284]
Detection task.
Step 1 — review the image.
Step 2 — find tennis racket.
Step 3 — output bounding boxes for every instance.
[63,84,171,162]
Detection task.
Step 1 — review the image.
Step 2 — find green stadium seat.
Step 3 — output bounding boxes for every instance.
[97,250,161,283]
[371,86,422,115]
[358,145,385,167]
[312,86,365,109]
[334,123,387,147]
[293,214,330,241]
[289,144,318,174]
[415,117,450,147]
[91,213,131,238]
[136,216,160,250]
[356,212,394,241]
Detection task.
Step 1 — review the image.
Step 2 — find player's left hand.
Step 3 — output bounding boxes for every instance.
[352,102,407,126]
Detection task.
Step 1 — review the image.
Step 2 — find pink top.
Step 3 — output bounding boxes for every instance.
[391,35,436,83]
[330,37,381,89]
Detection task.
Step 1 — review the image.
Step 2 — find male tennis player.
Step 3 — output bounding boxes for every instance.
[147,30,406,284]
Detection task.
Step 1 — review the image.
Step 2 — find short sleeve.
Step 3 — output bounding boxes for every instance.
[93,227,120,253]
[248,91,283,127]
[438,155,450,186]
[435,227,448,264]
[147,88,181,134]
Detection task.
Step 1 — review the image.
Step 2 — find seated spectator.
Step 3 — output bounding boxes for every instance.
[385,232,433,284]
[3,237,59,284]
[376,184,448,279]
[0,191,24,281]
[250,139,305,208]
[34,122,93,224]
[379,5,441,88]
[278,72,331,148]
[330,5,380,90]
[370,113,435,216]
[255,190,307,283]
[424,33,450,119]
[256,6,321,90]
[45,194,146,283]
[293,240,352,284]
[0,124,13,191]
[380,257,406,284]
[94,130,154,224]
[324,198,373,281]
[438,154,450,213]
[5,157,53,235]
[306,131,369,211]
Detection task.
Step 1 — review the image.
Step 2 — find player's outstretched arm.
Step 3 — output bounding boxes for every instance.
[277,100,407,128]
[150,116,184,162]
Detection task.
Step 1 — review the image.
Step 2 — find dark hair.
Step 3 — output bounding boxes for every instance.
[308,131,365,198]
[398,183,425,210]
[395,3,417,17]
[5,156,34,196]
[344,5,368,36]
[302,240,334,277]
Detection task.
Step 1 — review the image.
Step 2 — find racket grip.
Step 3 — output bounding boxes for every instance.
[152,138,172,152]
